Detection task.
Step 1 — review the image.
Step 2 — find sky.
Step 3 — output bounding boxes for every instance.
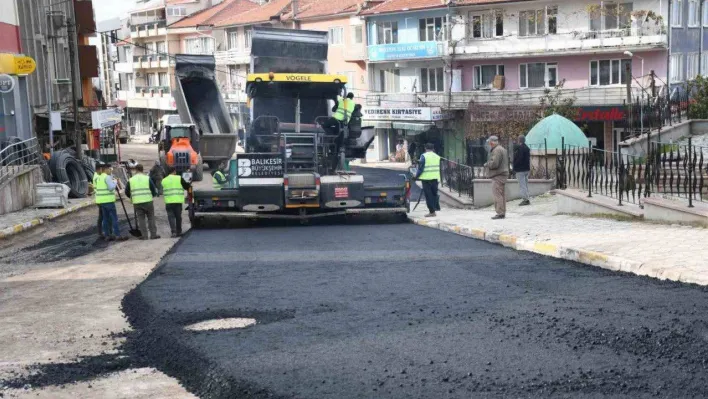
[92,0,137,23]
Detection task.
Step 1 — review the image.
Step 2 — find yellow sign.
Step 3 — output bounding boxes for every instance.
[0,54,37,75]
[14,56,36,75]
[247,73,348,84]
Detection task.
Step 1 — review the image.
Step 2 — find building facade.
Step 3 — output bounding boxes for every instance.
[667,0,708,86]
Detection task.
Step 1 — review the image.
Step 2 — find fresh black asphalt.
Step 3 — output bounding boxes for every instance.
[123,221,708,399]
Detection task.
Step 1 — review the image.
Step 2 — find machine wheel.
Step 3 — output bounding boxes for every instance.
[188,204,201,228]
[119,137,128,144]
[193,162,204,182]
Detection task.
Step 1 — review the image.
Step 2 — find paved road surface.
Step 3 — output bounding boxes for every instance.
[124,218,708,398]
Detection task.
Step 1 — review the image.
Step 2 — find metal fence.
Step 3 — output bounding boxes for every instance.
[0,138,41,186]
[651,138,707,206]
[440,158,475,198]
[558,142,649,206]
[622,88,694,141]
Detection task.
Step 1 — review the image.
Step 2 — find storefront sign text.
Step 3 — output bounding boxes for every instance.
[363,107,444,122]
[575,107,625,122]
[91,108,122,129]
[368,42,439,62]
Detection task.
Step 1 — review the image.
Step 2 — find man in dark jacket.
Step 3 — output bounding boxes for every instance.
[513,135,531,206]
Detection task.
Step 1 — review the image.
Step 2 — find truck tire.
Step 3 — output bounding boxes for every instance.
[119,137,128,144]
[193,162,204,182]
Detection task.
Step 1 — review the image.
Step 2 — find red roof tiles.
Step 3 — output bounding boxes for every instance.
[212,0,292,27]
[359,0,446,15]
[170,0,259,28]
[281,0,364,20]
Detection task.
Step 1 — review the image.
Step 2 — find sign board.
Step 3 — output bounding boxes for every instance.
[0,74,14,93]
[469,105,627,123]
[363,107,444,122]
[50,111,62,132]
[91,108,122,128]
[575,106,626,122]
[368,42,439,62]
[237,153,284,178]
[0,54,36,75]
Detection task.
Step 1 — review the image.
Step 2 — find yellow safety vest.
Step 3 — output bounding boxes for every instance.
[212,170,226,190]
[95,173,116,204]
[418,152,441,181]
[129,174,153,204]
[162,175,185,204]
[333,98,355,122]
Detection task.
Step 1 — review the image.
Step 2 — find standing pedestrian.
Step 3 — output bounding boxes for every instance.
[92,162,105,239]
[513,135,531,206]
[484,136,509,220]
[415,143,441,217]
[126,164,160,240]
[162,167,191,237]
[212,162,228,190]
[95,164,129,241]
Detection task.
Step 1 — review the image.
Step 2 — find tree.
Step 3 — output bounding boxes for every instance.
[539,79,578,120]
[687,75,708,119]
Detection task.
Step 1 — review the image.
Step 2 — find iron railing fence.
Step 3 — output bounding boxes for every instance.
[440,158,475,198]
[622,89,694,141]
[650,138,708,206]
[0,138,41,186]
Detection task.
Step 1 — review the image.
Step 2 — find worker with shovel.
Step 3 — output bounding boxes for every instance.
[126,164,160,240]
[95,163,129,241]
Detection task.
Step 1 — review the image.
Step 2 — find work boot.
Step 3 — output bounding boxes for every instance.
[150,235,161,240]
[424,212,436,218]
[107,236,116,242]
[139,237,148,241]
[491,214,505,220]
[519,200,530,206]
[116,236,129,241]
[170,233,177,238]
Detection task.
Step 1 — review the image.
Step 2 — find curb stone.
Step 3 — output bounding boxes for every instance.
[0,199,95,240]
[408,215,707,287]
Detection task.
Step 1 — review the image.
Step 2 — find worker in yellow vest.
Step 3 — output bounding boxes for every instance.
[161,166,191,237]
[319,92,356,136]
[414,143,441,218]
[212,162,228,190]
[126,164,160,240]
[92,162,105,239]
[95,163,129,241]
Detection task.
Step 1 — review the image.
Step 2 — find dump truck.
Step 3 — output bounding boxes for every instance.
[173,54,238,170]
[187,27,410,225]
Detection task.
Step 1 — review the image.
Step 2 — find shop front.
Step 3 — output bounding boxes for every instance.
[362,106,449,162]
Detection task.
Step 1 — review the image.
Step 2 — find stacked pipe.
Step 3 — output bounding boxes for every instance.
[49,150,88,198]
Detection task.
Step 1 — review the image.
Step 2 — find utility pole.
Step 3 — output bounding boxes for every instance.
[44,10,55,154]
[67,18,82,159]
[625,62,633,134]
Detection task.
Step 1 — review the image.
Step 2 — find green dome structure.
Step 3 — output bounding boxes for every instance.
[526,114,589,150]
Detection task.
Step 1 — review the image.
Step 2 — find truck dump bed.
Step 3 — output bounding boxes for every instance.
[174,54,237,162]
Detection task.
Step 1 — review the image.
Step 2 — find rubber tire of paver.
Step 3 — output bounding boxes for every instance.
[49,150,89,198]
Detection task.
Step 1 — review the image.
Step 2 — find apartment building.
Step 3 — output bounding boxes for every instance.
[668,0,708,85]
[360,0,672,158]
[94,18,123,106]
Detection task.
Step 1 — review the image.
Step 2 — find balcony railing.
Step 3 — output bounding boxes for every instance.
[130,20,167,38]
[214,48,251,65]
[132,55,169,68]
[365,86,646,110]
[455,28,666,58]
[135,86,171,97]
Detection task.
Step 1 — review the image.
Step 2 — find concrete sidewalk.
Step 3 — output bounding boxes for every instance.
[0,198,94,239]
[409,194,708,286]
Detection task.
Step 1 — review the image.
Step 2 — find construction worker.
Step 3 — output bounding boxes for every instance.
[320,92,355,136]
[415,143,441,218]
[92,162,105,239]
[95,163,129,241]
[162,167,191,238]
[212,162,228,190]
[125,164,160,240]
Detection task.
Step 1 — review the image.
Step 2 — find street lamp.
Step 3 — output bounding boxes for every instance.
[624,50,645,135]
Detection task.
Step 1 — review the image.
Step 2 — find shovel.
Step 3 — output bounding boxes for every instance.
[115,189,143,238]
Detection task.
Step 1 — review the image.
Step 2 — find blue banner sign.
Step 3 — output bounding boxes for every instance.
[368,42,439,62]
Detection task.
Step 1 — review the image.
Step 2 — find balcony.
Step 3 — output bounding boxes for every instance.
[117,90,134,101]
[343,44,367,62]
[455,28,667,59]
[115,61,133,73]
[214,48,251,65]
[132,55,170,69]
[135,86,172,98]
[130,20,167,39]
[365,86,647,111]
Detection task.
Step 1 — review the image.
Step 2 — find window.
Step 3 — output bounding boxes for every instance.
[589,59,631,85]
[185,37,214,54]
[704,0,708,26]
[329,27,344,45]
[672,0,683,26]
[547,6,558,34]
[469,11,503,39]
[589,2,633,31]
[158,72,168,87]
[687,53,699,79]
[419,17,448,41]
[670,53,683,82]
[126,74,135,91]
[379,68,400,92]
[703,53,708,75]
[156,41,166,55]
[473,65,504,89]
[228,65,240,90]
[377,21,398,44]
[519,62,557,88]
[167,6,187,17]
[228,31,239,50]
[688,0,699,26]
[352,25,363,44]
[148,73,158,87]
[146,42,157,57]
[519,9,545,36]
[245,29,252,48]
[420,67,444,92]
